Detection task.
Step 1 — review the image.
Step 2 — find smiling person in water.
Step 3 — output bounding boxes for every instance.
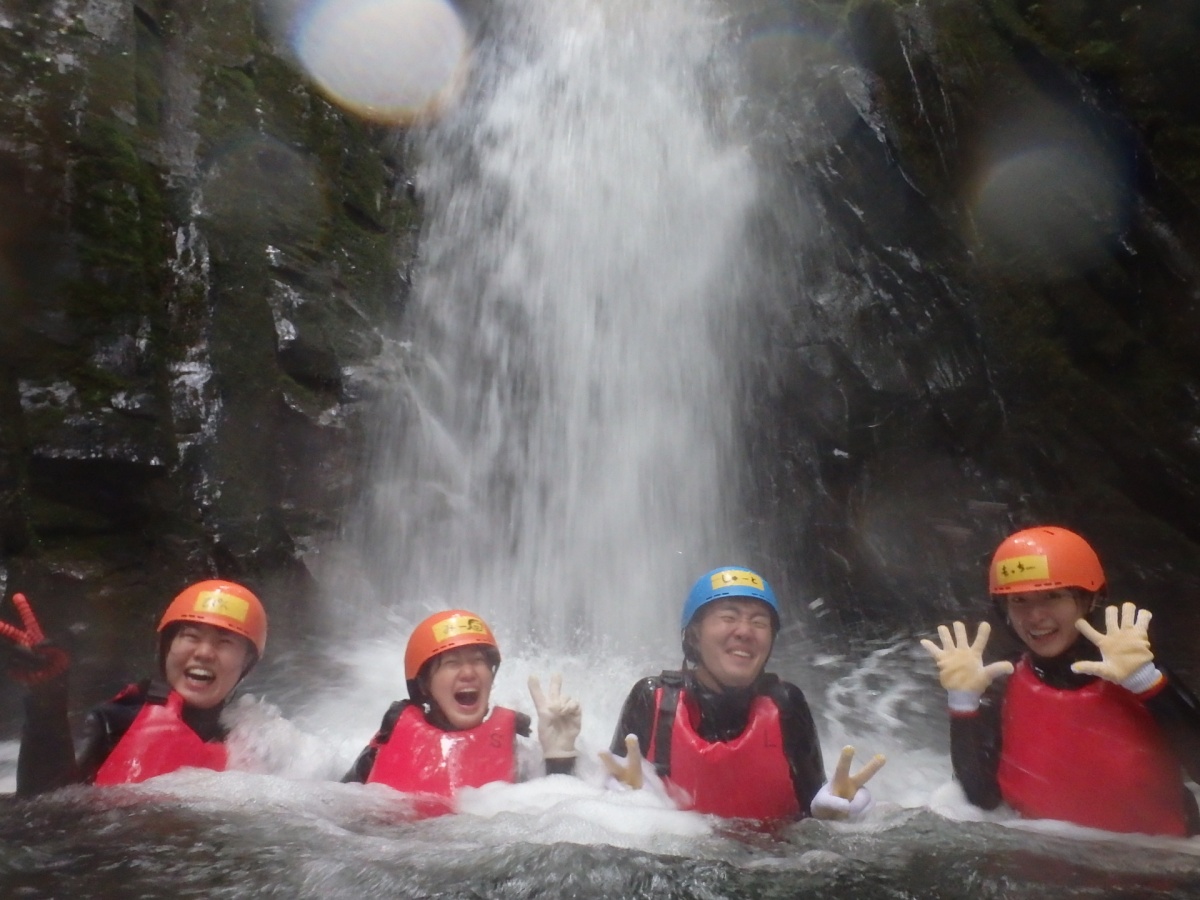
[1,580,267,796]
[343,609,581,814]
[921,526,1200,836]
[601,567,885,824]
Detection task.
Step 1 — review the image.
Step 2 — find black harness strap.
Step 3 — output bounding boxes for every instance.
[651,670,685,777]
[374,700,412,744]
[146,678,172,705]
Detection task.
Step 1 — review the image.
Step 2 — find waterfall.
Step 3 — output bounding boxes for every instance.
[342,0,759,654]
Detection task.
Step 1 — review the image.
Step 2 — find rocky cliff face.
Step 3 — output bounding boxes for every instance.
[2,0,1200,688]
[731,0,1200,671]
[0,0,417,674]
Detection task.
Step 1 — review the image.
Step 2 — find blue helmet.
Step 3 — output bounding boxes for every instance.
[681,567,780,631]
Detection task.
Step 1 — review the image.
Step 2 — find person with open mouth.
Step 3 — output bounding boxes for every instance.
[2,579,268,795]
[921,525,1200,836]
[343,608,581,816]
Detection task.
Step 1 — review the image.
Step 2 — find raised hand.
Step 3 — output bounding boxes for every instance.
[1072,603,1160,689]
[0,593,69,686]
[811,745,885,820]
[920,620,1014,694]
[528,673,582,759]
[830,744,886,800]
[598,734,644,790]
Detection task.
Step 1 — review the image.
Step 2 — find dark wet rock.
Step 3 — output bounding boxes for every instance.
[728,0,1200,677]
[0,0,416,689]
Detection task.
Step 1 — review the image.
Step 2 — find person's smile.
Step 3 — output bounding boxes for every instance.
[693,599,774,690]
[1006,589,1088,659]
[163,623,252,709]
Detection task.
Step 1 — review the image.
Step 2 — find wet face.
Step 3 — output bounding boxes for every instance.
[426,646,495,730]
[1005,588,1090,658]
[163,623,253,709]
[692,599,774,690]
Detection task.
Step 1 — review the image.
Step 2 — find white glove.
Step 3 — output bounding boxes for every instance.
[1072,602,1163,693]
[920,621,1014,711]
[810,745,885,820]
[528,674,581,759]
[811,781,873,819]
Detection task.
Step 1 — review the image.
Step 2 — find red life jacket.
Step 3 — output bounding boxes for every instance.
[648,681,800,821]
[997,658,1188,836]
[366,703,518,816]
[93,689,227,786]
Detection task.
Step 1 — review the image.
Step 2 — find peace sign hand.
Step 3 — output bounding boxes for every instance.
[599,734,644,790]
[811,745,885,820]
[831,744,886,799]
[0,593,69,686]
[528,673,582,759]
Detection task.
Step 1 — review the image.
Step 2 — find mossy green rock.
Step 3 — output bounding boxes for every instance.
[0,1,416,680]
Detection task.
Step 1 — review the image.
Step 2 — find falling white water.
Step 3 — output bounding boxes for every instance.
[294,0,956,819]
[334,0,759,654]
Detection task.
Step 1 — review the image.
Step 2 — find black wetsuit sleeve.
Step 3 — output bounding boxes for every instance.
[75,709,121,785]
[948,681,1005,810]
[342,701,406,784]
[1140,667,1200,832]
[75,689,148,785]
[15,674,79,797]
[610,678,658,757]
[775,682,826,816]
[342,745,377,784]
[1143,668,1200,780]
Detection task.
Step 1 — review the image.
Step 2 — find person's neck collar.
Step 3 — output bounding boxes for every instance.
[1027,635,1100,687]
[690,664,763,695]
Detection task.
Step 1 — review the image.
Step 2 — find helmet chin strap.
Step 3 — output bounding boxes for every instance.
[237,647,258,682]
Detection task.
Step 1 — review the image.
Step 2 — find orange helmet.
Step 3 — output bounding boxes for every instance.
[404,609,499,681]
[158,579,268,656]
[988,527,1105,595]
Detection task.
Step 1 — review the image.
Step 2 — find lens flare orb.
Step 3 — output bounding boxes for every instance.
[294,0,468,125]
[969,132,1130,282]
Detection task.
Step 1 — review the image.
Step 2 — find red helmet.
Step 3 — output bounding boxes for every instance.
[989,527,1105,595]
[404,609,499,681]
[158,579,268,656]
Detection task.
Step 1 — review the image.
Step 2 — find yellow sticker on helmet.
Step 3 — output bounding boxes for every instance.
[993,554,1050,585]
[710,569,764,591]
[432,616,488,642]
[193,589,250,622]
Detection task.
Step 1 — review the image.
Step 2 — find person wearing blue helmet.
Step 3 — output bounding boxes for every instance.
[603,567,884,824]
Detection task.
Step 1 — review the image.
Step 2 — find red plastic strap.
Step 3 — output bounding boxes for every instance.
[13,594,45,644]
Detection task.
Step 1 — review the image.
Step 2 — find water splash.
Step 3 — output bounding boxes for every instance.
[334,0,758,652]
